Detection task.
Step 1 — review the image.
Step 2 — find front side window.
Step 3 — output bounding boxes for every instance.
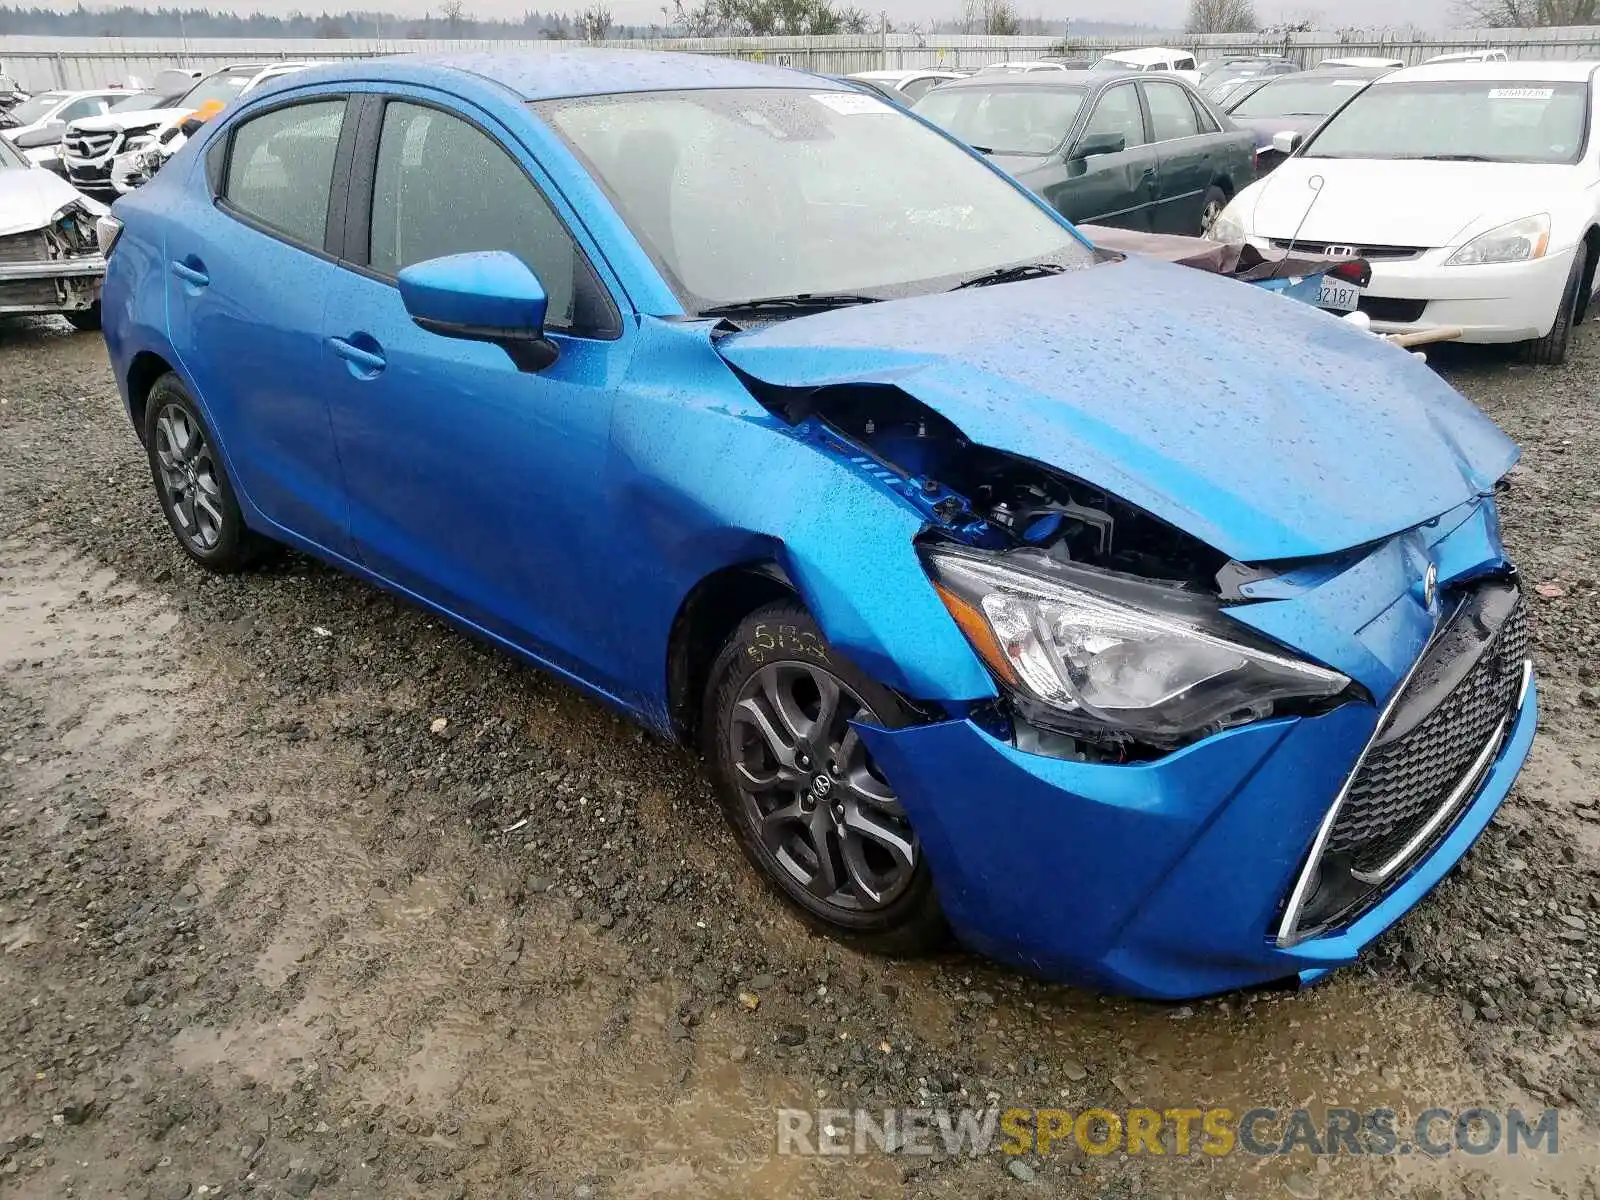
[539,88,1094,314]
[367,101,589,331]
[1083,84,1148,148]
[1305,80,1588,164]
[223,99,345,249]
[913,85,1087,155]
[1144,82,1200,140]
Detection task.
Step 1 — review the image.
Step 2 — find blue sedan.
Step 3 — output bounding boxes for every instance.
[97,50,1536,999]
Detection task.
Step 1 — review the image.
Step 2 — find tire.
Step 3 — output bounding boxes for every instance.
[702,600,947,955]
[1199,185,1228,237]
[1522,245,1587,366]
[142,373,273,572]
[63,302,101,332]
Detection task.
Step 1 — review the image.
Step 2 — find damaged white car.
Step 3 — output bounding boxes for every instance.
[0,134,106,329]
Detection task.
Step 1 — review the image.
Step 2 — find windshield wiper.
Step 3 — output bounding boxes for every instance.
[969,144,995,154]
[953,262,1069,290]
[1412,153,1494,161]
[697,292,881,317]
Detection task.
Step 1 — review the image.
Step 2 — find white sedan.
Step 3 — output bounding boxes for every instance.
[1209,60,1600,363]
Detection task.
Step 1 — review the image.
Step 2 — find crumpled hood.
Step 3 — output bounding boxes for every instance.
[1244,157,1575,248]
[0,166,104,237]
[715,254,1517,563]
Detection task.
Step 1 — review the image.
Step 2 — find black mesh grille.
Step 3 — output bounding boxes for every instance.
[1327,592,1528,874]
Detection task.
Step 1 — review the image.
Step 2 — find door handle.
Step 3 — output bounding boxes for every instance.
[170,259,209,287]
[329,336,387,374]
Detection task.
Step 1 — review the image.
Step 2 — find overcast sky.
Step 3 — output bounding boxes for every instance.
[42,0,1465,32]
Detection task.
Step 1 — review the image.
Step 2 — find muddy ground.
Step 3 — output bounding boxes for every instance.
[1,318,1599,1200]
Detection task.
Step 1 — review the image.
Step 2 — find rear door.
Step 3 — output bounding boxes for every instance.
[1142,80,1213,234]
[1048,82,1157,230]
[164,93,354,555]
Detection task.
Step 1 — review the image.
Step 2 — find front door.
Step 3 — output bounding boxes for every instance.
[164,95,353,555]
[1049,83,1157,230]
[320,95,630,686]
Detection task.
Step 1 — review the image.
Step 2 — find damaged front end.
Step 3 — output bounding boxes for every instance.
[0,200,105,316]
[714,332,1533,997]
[740,374,1362,764]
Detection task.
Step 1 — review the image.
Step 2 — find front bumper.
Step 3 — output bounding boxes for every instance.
[1353,246,1575,344]
[0,252,106,315]
[861,670,1534,1000]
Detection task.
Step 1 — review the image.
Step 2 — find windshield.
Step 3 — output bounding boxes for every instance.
[537,88,1093,313]
[178,70,257,110]
[9,92,66,125]
[1229,75,1371,117]
[1305,79,1588,163]
[914,85,1086,154]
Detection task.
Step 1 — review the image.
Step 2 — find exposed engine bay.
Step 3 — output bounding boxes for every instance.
[760,382,1233,591]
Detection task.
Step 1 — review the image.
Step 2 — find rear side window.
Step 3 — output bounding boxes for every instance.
[368,102,586,330]
[1189,91,1220,133]
[1144,81,1200,140]
[223,100,346,249]
[1083,84,1148,148]
[901,76,942,101]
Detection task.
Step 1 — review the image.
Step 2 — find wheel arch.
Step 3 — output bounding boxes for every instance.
[126,350,177,446]
[665,560,797,744]
[1577,225,1600,323]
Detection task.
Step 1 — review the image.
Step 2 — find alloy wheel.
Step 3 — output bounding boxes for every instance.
[1201,198,1224,234]
[728,661,918,912]
[153,403,224,552]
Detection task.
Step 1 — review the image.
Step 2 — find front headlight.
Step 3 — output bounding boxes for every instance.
[926,547,1350,749]
[1206,202,1247,243]
[1445,214,1550,267]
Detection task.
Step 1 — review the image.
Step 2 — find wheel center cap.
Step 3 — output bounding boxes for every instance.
[810,773,834,800]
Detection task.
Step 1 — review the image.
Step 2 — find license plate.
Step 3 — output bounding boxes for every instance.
[1318,280,1362,311]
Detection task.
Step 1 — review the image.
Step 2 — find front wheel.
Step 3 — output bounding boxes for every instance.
[1522,245,1587,366]
[702,601,946,955]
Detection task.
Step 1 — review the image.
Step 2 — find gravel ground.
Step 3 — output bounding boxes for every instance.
[1,317,1599,1200]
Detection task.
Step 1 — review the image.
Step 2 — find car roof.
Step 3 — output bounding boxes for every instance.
[1102,47,1191,64]
[1381,59,1600,83]
[850,68,959,82]
[1425,49,1507,62]
[286,50,850,101]
[935,69,1120,91]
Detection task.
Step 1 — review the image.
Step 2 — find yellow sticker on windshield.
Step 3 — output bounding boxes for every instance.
[1488,87,1554,100]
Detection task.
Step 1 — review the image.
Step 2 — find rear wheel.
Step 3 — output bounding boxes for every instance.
[1199,185,1228,237]
[1522,245,1587,366]
[142,373,274,572]
[703,601,946,954]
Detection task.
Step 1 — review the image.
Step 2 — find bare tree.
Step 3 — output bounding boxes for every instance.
[579,3,614,38]
[982,0,1020,34]
[1457,0,1597,23]
[440,0,467,36]
[1185,0,1258,33]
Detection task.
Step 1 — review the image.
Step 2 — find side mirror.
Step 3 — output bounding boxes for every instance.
[1072,131,1127,159]
[1271,129,1303,156]
[398,251,558,372]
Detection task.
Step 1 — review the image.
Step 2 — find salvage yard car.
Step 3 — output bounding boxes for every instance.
[1210,60,1600,363]
[64,61,311,197]
[0,132,105,328]
[99,51,1535,998]
[913,70,1255,234]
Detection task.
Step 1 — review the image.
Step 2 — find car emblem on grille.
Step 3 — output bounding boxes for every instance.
[1325,244,1359,258]
[1422,563,1438,610]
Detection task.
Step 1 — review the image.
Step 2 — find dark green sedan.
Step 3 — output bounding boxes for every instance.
[912,70,1257,236]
